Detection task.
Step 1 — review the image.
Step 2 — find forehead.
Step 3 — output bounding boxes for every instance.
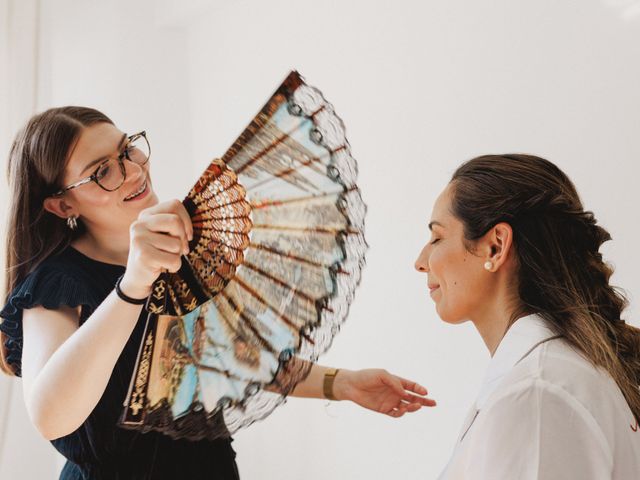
[431,183,454,222]
[66,122,124,177]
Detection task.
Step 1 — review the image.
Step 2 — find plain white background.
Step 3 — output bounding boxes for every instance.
[1,0,639,478]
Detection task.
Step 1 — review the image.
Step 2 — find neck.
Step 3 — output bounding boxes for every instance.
[471,279,520,356]
[72,226,130,266]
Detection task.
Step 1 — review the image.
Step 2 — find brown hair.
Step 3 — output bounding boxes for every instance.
[1,106,113,375]
[451,153,640,422]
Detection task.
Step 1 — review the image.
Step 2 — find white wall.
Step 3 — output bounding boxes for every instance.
[0,1,62,478]
[2,1,639,479]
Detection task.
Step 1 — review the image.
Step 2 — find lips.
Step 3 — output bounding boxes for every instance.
[428,284,440,294]
[124,180,148,201]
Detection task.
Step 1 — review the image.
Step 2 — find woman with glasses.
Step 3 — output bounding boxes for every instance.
[0,107,435,479]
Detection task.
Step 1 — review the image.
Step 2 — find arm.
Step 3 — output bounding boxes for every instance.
[22,296,143,440]
[21,200,193,440]
[288,363,436,417]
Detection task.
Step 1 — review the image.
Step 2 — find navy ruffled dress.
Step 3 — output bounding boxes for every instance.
[0,247,240,479]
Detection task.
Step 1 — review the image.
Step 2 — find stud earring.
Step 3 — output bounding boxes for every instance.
[66,215,78,230]
[484,261,493,271]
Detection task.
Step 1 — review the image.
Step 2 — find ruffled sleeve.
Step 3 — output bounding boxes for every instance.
[0,265,97,377]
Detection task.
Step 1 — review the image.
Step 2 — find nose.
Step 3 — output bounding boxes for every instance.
[122,158,146,185]
[414,244,430,273]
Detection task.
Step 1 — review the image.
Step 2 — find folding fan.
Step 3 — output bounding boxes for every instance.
[120,71,367,440]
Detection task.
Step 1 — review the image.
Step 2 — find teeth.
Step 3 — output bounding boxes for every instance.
[125,181,147,200]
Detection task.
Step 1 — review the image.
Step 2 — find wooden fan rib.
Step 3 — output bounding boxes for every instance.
[236,266,319,322]
[251,224,349,235]
[196,221,253,235]
[189,241,247,258]
[199,297,262,383]
[232,275,312,341]
[193,175,239,201]
[234,110,316,175]
[219,290,279,355]
[250,186,357,210]
[191,199,252,221]
[244,150,333,194]
[244,144,347,194]
[242,260,320,306]
[248,243,334,270]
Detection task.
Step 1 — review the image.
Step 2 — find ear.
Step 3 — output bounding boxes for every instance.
[43,196,78,220]
[482,222,514,271]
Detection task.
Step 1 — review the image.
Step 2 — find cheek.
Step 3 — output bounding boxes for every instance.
[432,248,485,322]
[73,188,116,217]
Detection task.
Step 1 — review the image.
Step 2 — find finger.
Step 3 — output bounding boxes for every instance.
[142,214,189,253]
[403,393,437,407]
[145,247,183,273]
[168,199,194,242]
[146,232,185,255]
[382,374,409,398]
[398,377,428,396]
[139,199,181,217]
[388,406,407,418]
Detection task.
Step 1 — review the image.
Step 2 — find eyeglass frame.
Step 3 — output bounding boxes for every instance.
[51,130,151,197]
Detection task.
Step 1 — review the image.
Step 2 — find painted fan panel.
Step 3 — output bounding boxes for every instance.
[120,71,367,440]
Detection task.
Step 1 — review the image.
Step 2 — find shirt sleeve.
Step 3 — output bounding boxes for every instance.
[463,379,613,480]
[0,265,95,376]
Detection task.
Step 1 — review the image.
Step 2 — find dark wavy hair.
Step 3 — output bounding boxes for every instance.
[450,153,640,422]
[1,106,114,375]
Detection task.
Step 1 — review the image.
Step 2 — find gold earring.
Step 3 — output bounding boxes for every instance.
[66,215,78,230]
[484,261,493,271]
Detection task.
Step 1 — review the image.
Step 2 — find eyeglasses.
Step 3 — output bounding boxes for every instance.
[52,131,151,196]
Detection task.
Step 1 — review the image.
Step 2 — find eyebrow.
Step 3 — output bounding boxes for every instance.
[428,221,444,231]
[80,133,128,175]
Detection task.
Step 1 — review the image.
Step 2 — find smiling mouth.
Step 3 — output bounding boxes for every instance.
[124,180,148,201]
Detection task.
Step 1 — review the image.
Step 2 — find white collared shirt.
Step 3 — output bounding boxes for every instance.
[438,313,640,479]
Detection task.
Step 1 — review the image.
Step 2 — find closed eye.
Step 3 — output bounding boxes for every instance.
[430,238,440,245]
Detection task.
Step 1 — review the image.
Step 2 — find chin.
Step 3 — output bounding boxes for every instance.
[435,304,468,325]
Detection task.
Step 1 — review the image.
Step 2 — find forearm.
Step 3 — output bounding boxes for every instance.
[27,291,142,439]
[289,363,349,400]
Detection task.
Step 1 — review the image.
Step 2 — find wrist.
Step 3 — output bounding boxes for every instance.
[328,368,353,401]
[118,274,152,301]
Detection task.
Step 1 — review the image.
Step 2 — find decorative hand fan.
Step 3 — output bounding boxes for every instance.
[119,71,367,441]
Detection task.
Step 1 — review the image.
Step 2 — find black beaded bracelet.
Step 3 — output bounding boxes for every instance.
[115,275,148,305]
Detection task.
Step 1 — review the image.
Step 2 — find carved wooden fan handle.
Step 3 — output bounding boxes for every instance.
[144,270,170,314]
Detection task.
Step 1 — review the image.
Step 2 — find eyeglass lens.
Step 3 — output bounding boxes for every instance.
[95,135,150,191]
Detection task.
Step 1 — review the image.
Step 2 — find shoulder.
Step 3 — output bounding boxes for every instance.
[505,338,631,418]
[0,248,100,376]
[2,248,97,314]
[480,339,633,457]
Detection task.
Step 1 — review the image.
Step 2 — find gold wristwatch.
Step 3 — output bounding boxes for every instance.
[323,368,340,401]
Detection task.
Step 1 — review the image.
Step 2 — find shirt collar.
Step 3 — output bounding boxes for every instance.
[475,312,557,409]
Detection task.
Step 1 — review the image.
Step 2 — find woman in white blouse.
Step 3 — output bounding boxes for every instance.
[415,154,640,479]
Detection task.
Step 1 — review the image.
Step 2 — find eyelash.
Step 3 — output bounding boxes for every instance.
[430,238,440,245]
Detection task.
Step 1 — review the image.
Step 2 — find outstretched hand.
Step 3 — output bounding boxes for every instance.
[332,369,436,417]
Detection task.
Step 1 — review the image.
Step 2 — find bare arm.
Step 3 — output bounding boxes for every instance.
[22,295,143,440]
